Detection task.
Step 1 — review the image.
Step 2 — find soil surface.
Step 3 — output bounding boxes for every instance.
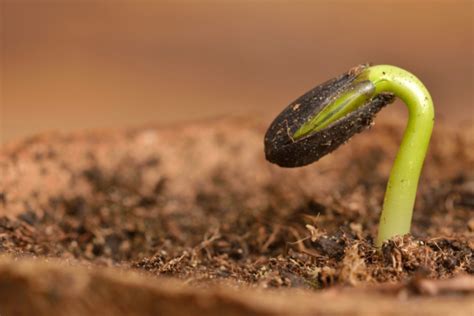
[0,116,473,315]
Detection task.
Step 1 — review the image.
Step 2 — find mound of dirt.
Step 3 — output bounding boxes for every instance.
[0,116,472,315]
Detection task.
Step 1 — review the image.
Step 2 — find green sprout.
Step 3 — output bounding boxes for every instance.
[264,64,434,247]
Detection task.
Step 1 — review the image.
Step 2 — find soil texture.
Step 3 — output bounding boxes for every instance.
[0,116,472,315]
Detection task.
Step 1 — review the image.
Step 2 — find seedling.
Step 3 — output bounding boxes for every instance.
[264,64,434,247]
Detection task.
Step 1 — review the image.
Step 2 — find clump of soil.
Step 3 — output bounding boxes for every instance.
[0,117,472,315]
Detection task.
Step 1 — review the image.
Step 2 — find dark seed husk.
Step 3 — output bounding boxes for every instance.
[264,65,395,168]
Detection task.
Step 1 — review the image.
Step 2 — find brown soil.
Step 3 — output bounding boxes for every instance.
[0,116,473,315]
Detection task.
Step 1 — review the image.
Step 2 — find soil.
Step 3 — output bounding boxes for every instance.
[0,116,473,315]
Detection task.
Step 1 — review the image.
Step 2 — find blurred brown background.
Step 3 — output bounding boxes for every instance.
[2,0,473,143]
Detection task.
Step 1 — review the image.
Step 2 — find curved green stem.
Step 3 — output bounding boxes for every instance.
[366,65,434,247]
[293,65,434,246]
